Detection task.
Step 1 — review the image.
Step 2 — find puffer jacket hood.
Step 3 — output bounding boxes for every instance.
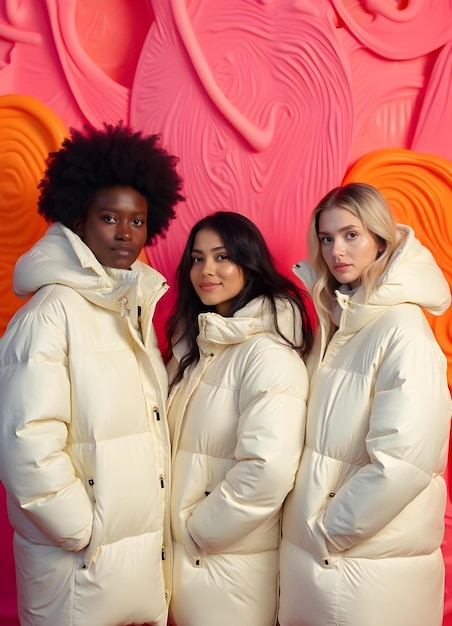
[293,224,450,325]
[173,297,303,363]
[14,222,168,322]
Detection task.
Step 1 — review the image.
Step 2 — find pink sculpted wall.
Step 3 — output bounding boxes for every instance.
[0,1,452,624]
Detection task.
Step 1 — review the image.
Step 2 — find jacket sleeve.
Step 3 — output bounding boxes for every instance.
[319,325,451,552]
[0,308,93,552]
[187,341,309,553]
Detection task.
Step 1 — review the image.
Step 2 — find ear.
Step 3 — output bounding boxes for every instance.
[376,242,386,259]
[73,219,84,237]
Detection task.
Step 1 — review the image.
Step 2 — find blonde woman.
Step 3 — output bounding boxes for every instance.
[279,182,451,626]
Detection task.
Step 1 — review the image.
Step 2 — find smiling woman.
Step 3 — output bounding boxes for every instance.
[164,210,314,626]
[189,228,246,316]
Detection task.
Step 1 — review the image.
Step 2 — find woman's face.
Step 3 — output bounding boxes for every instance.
[189,227,246,316]
[74,186,148,269]
[318,206,382,289]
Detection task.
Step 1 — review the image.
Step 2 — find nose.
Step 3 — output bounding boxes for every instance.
[201,258,215,276]
[115,222,132,241]
[332,238,344,258]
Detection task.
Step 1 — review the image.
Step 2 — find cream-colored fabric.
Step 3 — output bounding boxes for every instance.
[0,223,172,626]
[168,297,309,626]
[279,225,451,626]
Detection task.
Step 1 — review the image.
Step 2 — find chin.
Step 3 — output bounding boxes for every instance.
[105,262,132,270]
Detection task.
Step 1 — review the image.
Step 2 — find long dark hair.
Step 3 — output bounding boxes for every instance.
[165,211,314,386]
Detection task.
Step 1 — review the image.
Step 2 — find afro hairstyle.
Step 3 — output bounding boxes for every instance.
[37,121,184,245]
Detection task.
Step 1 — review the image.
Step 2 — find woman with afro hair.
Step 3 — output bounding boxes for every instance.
[0,122,184,626]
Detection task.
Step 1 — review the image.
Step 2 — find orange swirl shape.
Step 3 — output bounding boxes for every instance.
[0,94,68,336]
[344,148,452,388]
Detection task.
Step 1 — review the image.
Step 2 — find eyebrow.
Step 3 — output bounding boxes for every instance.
[318,224,360,236]
[96,206,147,216]
[191,246,227,253]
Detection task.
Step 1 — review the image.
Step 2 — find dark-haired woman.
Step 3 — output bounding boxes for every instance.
[165,211,314,626]
[0,122,184,626]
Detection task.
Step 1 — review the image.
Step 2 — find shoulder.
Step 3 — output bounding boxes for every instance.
[345,303,446,370]
[238,335,309,399]
[321,303,446,385]
[0,291,69,366]
[1,285,85,353]
[367,304,448,382]
[10,284,86,324]
[373,303,441,347]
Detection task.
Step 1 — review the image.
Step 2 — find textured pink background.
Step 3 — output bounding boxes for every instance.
[0,1,451,624]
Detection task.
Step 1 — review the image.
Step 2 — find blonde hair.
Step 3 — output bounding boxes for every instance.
[308,182,398,319]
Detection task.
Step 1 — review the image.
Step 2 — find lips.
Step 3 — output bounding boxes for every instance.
[199,282,220,291]
[333,263,350,271]
[112,247,135,255]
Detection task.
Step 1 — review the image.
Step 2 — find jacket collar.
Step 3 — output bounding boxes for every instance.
[13,222,168,325]
[173,296,302,361]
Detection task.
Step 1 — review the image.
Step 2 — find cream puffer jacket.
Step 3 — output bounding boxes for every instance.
[0,223,172,626]
[279,225,451,626]
[167,297,309,626]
